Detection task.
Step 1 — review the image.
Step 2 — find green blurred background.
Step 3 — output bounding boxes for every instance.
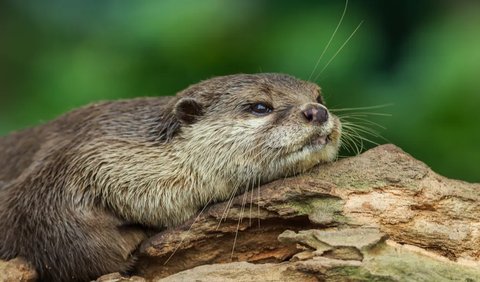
[0,0,479,182]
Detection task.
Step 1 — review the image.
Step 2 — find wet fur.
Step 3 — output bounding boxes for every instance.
[0,73,341,281]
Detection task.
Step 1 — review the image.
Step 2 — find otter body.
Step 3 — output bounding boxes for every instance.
[0,73,341,281]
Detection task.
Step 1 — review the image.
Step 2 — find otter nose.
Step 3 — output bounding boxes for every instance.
[302,104,329,124]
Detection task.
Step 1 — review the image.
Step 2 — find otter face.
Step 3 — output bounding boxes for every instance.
[174,73,341,187]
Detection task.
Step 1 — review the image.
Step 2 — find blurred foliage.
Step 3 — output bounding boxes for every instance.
[0,0,479,182]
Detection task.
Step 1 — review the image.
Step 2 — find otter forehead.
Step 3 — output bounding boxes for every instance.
[228,73,320,105]
[179,73,321,110]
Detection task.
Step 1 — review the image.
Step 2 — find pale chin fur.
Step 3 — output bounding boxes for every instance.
[259,117,341,181]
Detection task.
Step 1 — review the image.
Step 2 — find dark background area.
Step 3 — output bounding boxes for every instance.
[1,0,479,182]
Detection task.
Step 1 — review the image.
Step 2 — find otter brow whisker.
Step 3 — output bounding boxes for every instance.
[308,0,349,81]
[315,20,364,81]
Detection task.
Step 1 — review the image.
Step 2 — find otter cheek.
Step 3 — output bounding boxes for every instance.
[243,118,269,128]
[265,125,305,149]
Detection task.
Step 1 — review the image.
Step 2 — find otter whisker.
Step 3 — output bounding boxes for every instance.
[341,126,379,154]
[342,122,382,138]
[240,177,252,225]
[341,117,387,131]
[339,133,358,154]
[254,146,283,227]
[352,133,381,146]
[231,176,253,260]
[257,174,261,228]
[339,116,386,129]
[330,103,393,112]
[163,197,213,265]
[342,121,386,141]
[249,181,254,227]
[217,142,265,229]
[341,131,362,155]
[336,106,391,155]
[341,128,366,154]
[315,20,364,80]
[216,182,239,230]
[249,174,261,227]
[308,0,349,81]
[222,166,251,227]
[339,112,392,118]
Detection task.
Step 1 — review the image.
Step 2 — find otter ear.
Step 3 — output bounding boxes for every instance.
[174,97,204,124]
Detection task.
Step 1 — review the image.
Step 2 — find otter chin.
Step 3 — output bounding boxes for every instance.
[0,73,341,281]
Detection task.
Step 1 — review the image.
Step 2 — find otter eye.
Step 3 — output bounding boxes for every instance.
[250,103,273,115]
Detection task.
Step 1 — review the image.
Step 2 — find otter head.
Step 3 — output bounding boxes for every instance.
[170,73,341,192]
[89,73,341,227]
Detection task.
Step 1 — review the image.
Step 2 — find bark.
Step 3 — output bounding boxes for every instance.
[0,258,37,282]
[135,144,480,281]
[2,144,479,281]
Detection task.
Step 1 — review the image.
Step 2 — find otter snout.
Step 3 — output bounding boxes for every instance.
[302,103,329,124]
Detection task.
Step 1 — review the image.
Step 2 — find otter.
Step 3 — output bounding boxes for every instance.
[0,73,341,281]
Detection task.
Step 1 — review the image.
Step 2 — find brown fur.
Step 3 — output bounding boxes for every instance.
[0,73,341,281]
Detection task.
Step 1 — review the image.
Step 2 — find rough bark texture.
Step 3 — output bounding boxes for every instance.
[0,258,37,282]
[2,144,479,281]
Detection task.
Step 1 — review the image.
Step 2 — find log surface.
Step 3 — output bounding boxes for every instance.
[2,144,479,281]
